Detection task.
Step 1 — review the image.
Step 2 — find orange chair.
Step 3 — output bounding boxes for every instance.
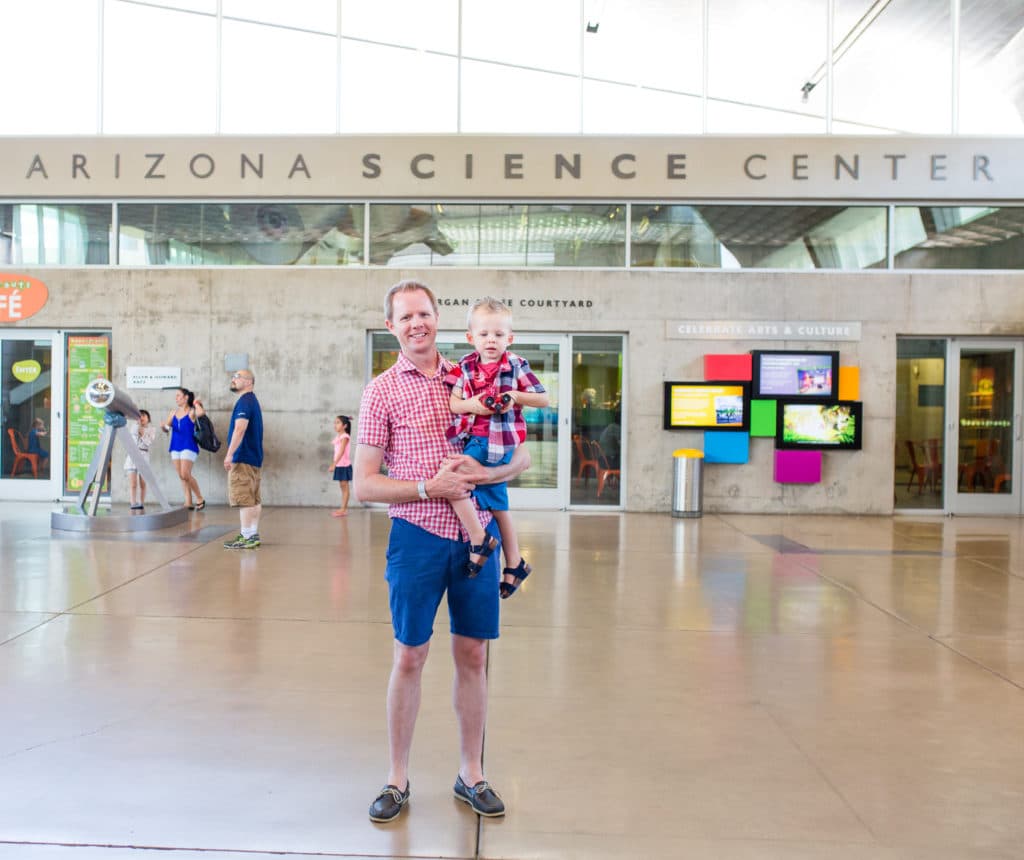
[961,438,998,492]
[904,440,929,494]
[573,434,598,483]
[591,439,620,499]
[7,428,39,478]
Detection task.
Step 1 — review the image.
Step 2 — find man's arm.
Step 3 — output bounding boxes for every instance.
[222,417,248,471]
[354,443,479,503]
[451,444,531,486]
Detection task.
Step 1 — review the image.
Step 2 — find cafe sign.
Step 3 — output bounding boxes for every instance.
[0,274,49,323]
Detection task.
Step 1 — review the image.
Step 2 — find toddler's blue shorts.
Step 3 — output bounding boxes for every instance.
[462,436,512,512]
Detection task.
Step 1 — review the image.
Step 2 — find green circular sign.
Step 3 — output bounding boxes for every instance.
[12,359,41,383]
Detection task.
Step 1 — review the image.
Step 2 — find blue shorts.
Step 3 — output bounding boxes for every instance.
[385,517,501,647]
[333,465,352,481]
[463,436,512,512]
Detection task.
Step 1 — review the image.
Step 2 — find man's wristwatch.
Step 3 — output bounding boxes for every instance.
[417,480,429,500]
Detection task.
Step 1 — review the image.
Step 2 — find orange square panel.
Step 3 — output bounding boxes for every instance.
[838,366,860,401]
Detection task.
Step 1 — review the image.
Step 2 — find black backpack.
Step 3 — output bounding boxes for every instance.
[194,413,222,453]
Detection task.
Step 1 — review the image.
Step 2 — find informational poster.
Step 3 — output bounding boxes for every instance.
[663,382,749,431]
[65,334,111,494]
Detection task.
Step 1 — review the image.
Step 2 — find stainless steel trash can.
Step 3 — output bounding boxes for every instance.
[672,448,704,518]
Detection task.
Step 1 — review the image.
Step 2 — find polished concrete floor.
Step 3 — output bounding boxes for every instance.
[1,503,1024,860]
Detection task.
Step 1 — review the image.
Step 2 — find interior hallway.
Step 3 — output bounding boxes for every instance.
[1,503,1023,860]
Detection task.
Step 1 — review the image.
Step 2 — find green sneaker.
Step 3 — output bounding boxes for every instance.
[223,533,247,548]
[243,533,261,548]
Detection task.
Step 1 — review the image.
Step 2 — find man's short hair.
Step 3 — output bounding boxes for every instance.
[385,280,438,321]
[467,296,512,328]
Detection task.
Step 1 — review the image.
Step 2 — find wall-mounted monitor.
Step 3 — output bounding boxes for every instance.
[663,381,750,431]
[751,350,840,399]
[775,400,863,450]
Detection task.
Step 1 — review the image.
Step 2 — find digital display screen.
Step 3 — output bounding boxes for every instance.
[776,401,863,450]
[752,351,839,398]
[663,381,750,431]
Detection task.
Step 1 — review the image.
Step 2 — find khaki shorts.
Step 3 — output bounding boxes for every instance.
[228,462,262,507]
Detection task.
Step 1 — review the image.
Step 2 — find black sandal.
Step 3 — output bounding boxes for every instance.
[500,558,532,599]
[466,535,500,578]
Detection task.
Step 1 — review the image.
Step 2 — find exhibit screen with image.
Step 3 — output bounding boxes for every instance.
[663,381,750,431]
[776,400,863,450]
[752,350,839,398]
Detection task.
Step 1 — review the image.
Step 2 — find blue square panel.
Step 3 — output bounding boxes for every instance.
[704,431,750,463]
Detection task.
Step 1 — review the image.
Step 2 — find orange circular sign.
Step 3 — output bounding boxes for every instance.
[0,274,49,323]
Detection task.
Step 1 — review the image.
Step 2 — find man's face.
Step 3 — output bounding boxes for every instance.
[386,289,438,359]
[230,372,253,393]
[466,310,513,363]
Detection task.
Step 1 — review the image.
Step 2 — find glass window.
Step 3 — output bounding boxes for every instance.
[582,0,702,93]
[583,81,703,134]
[221,19,337,134]
[117,203,364,266]
[462,0,579,75]
[339,41,457,133]
[894,206,1024,269]
[0,205,111,265]
[103,2,217,133]
[833,0,952,134]
[958,0,1024,134]
[894,338,945,510]
[223,0,336,33]
[340,0,458,53]
[461,61,579,133]
[631,204,887,269]
[2,0,99,134]
[708,0,827,131]
[371,203,626,268]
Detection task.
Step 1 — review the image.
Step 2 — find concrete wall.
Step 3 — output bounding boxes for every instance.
[11,266,1024,513]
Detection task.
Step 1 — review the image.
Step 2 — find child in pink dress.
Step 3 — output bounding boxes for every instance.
[330,415,352,516]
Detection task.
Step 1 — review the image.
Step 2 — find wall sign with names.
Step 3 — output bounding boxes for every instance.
[126,366,182,389]
[667,321,862,342]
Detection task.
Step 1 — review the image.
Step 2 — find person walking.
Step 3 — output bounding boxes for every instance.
[222,369,264,549]
[161,388,205,510]
[354,279,530,824]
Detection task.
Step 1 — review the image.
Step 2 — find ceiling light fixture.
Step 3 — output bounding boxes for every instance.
[801,0,893,102]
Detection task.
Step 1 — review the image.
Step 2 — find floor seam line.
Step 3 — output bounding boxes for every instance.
[788,555,1024,693]
[760,702,880,843]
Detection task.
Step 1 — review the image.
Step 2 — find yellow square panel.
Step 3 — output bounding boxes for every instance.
[839,366,860,401]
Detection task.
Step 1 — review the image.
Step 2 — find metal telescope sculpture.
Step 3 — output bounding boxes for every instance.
[51,379,188,532]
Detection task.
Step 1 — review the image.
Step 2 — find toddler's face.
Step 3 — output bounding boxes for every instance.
[466,310,513,363]
[334,418,343,432]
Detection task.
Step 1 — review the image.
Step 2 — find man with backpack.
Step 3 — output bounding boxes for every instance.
[222,369,264,549]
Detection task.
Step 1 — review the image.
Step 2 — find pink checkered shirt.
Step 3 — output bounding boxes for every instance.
[358,351,490,541]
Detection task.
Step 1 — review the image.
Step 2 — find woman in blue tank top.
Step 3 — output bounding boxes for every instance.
[161,387,206,510]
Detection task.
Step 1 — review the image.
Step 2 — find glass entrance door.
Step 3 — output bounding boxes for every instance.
[368,329,625,509]
[0,329,64,500]
[947,339,1022,516]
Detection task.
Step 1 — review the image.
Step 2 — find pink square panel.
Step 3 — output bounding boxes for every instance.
[774,449,822,483]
